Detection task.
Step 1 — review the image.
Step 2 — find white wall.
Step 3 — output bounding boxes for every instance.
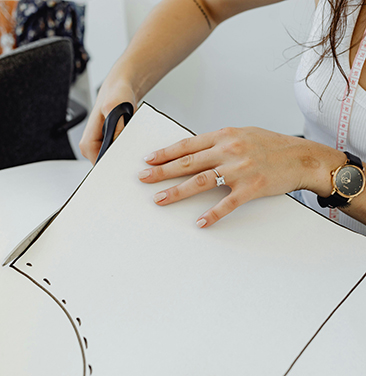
[84,0,129,100]
[70,0,315,157]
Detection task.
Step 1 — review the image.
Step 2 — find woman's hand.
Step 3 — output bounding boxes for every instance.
[79,80,137,164]
[138,127,346,227]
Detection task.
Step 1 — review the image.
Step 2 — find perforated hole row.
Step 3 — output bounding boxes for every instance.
[24,262,93,374]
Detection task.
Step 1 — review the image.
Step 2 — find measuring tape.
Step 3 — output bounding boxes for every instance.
[330,32,366,221]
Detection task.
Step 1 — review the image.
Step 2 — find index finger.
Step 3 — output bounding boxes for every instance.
[144,131,217,165]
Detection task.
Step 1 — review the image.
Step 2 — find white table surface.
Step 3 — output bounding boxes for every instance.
[0,160,92,260]
[0,160,91,376]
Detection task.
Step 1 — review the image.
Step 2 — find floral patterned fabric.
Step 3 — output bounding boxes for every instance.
[15,0,89,82]
[0,1,18,55]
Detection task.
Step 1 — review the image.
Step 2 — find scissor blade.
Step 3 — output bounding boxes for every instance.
[2,209,61,267]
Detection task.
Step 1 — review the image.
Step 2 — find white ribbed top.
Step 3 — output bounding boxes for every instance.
[294,0,366,235]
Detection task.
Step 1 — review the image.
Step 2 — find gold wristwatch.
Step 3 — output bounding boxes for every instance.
[317,152,365,208]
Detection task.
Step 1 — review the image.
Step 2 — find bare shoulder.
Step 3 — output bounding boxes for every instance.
[315,0,319,7]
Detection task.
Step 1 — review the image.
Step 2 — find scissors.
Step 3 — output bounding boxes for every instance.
[2,102,134,267]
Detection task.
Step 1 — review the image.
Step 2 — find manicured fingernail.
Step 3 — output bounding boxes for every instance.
[196,218,207,228]
[138,169,151,179]
[153,192,167,203]
[144,153,155,162]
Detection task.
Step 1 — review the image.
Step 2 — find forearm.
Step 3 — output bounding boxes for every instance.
[80,0,285,162]
[103,0,284,102]
[105,0,217,102]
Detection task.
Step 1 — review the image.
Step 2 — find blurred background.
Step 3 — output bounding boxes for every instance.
[0,0,314,163]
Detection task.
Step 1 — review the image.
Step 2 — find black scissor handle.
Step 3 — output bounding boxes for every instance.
[95,102,134,164]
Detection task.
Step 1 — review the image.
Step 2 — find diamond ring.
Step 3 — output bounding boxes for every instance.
[212,168,226,187]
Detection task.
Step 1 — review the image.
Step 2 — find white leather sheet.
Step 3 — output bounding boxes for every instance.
[288,275,366,375]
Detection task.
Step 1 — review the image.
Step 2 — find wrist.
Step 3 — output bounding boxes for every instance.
[106,51,158,104]
[106,60,143,103]
[97,73,138,118]
[300,143,346,197]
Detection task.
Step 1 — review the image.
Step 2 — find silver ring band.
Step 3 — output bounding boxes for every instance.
[212,168,226,187]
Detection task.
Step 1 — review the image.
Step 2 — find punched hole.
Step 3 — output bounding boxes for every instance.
[43,278,51,285]
[88,365,93,375]
[76,317,82,326]
[26,263,32,267]
[83,337,88,349]
[62,299,67,305]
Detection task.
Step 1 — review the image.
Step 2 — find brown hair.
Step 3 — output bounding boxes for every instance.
[305,0,364,101]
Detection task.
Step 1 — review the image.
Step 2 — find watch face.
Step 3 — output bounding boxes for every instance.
[335,165,365,197]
